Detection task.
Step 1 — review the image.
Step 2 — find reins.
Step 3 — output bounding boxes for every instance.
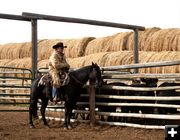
[69,73,85,86]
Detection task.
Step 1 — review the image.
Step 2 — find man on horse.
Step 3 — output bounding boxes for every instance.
[48,42,70,102]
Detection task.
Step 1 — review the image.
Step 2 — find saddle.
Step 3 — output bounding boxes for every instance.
[59,72,70,86]
[38,74,51,87]
[38,72,70,87]
[37,72,69,101]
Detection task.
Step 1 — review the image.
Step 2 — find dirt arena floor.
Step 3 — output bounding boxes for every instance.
[0,109,165,140]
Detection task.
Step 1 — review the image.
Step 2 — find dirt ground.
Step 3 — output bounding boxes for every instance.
[0,108,165,140]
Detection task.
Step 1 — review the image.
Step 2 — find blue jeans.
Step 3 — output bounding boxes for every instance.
[52,87,57,98]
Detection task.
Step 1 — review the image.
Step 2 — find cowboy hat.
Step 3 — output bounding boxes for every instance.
[52,42,67,49]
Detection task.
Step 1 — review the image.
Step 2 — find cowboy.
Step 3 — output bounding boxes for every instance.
[48,42,70,102]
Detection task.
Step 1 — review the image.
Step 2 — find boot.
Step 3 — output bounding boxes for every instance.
[56,88,64,102]
[56,93,61,102]
[46,85,53,102]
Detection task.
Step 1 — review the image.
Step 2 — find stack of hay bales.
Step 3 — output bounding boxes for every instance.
[38,37,95,60]
[84,32,132,55]
[0,27,180,74]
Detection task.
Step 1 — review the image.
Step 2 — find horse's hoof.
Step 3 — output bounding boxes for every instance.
[63,127,68,130]
[45,125,50,129]
[68,125,72,129]
[30,125,35,129]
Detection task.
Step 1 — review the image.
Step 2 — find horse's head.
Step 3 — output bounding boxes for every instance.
[89,62,102,87]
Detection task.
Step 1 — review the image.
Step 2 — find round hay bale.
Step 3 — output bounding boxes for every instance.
[67,57,86,68]
[83,52,110,67]
[84,32,132,55]
[126,27,161,51]
[38,39,61,60]
[63,37,95,58]
[5,58,31,69]
[84,36,111,55]
[38,59,49,68]
[111,32,132,51]
[0,42,31,59]
[104,51,133,67]
[38,37,95,60]
[146,28,180,51]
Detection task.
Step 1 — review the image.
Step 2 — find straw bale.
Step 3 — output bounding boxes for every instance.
[126,27,161,51]
[110,32,132,51]
[104,51,134,67]
[140,27,161,51]
[4,58,31,69]
[83,52,110,67]
[170,30,180,51]
[84,36,111,55]
[38,59,49,68]
[18,42,31,58]
[65,52,111,68]
[0,59,12,66]
[38,39,62,60]
[84,32,133,55]
[146,28,180,51]
[67,57,86,68]
[38,37,95,60]
[63,37,95,58]
[0,43,14,59]
[0,42,31,59]
[0,51,180,74]
[138,51,180,73]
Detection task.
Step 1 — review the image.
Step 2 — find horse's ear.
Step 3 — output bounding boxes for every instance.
[92,62,95,66]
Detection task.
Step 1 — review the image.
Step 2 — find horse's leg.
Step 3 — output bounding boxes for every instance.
[63,102,73,129]
[40,98,49,127]
[63,103,68,129]
[29,99,37,128]
[67,106,73,129]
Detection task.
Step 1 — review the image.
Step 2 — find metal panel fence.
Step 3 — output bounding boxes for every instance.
[1,60,180,129]
[0,66,32,111]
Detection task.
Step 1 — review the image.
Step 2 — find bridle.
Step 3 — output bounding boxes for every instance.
[70,67,101,87]
[89,67,101,87]
[70,73,85,86]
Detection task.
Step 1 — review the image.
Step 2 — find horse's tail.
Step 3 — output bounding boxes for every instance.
[30,78,40,119]
[33,102,38,118]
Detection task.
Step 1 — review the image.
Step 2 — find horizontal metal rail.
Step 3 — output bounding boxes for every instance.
[102,60,180,71]
[95,95,180,101]
[0,71,32,74]
[97,112,180,120]
[0,93,30,96]
[0,102,29,104]
[0,97,29,100]
[102,85,180,91]
[103,73,180,79]
[0,88,30,90]
[0,76,32,80]
[0,109,29,112]
[98,121,165,129]
[22,12,145,31]
[0,85,30,88]
[0,13,30,21]
[78,102,180,108]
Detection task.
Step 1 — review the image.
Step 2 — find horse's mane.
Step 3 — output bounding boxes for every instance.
[70,65,92,76]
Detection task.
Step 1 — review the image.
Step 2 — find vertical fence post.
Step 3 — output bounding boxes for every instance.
[134,28,139,73]
[88,85,96,127]
[31,19,38,79]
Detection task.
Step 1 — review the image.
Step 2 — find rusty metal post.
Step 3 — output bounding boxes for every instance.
[88,85,96,127]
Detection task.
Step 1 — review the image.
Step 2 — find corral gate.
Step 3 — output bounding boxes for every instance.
[0,66,32,112]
